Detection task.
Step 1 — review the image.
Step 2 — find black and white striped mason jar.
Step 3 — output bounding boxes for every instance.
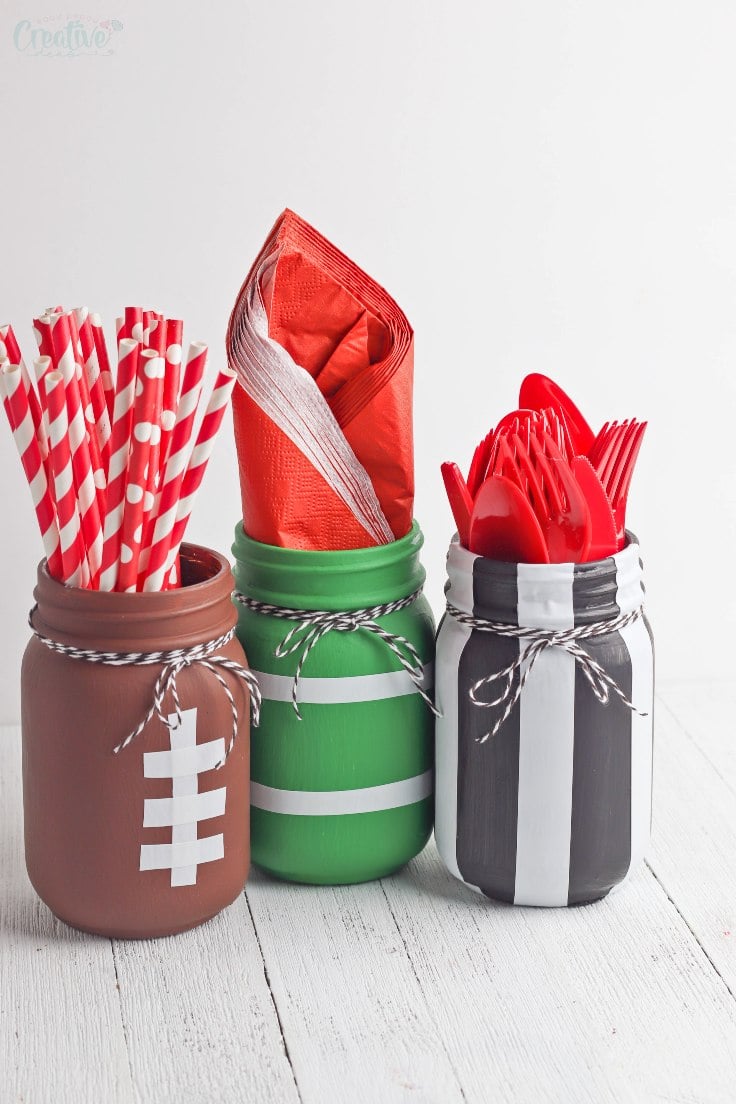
[435,534,654,907]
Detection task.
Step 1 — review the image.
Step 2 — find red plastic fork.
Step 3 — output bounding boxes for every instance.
[589,421,631,486]
[520,429,592,562]
[531,426,613,560]
[593,421,647,548]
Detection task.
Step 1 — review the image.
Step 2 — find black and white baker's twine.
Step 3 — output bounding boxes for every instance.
[445,602,648,744]
[28,609,261,763]
[235,588,438,719]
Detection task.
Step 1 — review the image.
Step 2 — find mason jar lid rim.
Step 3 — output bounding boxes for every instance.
[448,531,640,574]
[34,542,234,616]
[233,519,424,569]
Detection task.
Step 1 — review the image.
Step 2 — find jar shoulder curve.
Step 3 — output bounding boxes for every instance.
[21,634,69,699]
[408,592,436,646]
[435,609,470,652]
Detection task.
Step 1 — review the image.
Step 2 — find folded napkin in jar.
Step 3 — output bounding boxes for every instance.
[227,209,414,550]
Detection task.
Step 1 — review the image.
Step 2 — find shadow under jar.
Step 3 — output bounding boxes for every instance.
[434,534,654,907]
[22,543,252,939]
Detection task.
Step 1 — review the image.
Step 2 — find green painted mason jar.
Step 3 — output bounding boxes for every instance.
[231,521,435,885]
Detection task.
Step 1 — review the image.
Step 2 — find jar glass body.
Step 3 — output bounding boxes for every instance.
[232,520,435,885]
[435,535,654,907]
[22,544,251,938]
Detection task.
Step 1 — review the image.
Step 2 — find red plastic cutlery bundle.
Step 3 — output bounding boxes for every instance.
[0,306,235,590]
[442,373,647,563]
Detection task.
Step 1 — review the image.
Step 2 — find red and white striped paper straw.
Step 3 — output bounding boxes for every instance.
[159,318,183,476]
[0,323,49,469]
[42,369,89,587]
[141,325,165,518]
[0,361,62,577]
[67,311,106,500]
[48,312,104,578]
[74,308,112,470]
[158,366,236,585]
[116,351,165,592]
[89,312,115,420]
[139,342,208,591]
[98,338,139,590]
[1,301,233,593]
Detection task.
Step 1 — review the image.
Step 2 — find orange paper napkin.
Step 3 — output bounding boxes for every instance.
[227,210,414,549]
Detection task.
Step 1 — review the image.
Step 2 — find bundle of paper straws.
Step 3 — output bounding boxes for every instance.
[0,306,235,591]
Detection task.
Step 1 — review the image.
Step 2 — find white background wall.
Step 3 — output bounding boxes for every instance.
[1,1,734,722]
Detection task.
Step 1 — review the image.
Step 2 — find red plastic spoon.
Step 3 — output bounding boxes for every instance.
[519,374,595,456]
[469,475,550,563]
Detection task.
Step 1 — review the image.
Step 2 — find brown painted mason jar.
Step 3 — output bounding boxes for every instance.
[22,543,252,939]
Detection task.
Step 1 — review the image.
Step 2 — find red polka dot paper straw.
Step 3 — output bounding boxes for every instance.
[74,308,112,471]
[0,324,49,471]
[48,312,103,579]
[141,319,166,515]
[159,318,183,475]
[0,361,62,578]
[139,341,208,591]
[160,365,237,585]
[32,314,54,359]
[116,351,165,592]
[144,315,164,352]
[42,369,89,587]
[89,312,115,421]
[123,306,143,345]
[142,310,155,346]
[98,338,139,591]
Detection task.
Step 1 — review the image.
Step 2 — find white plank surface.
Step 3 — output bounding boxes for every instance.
[648,684,736,999]
[659,680,736,789]
[0,727,134,1104]
[112,898,300,1104]
[244,869,465,1104]
[381,848,736,1104]
[3,691,736,1104]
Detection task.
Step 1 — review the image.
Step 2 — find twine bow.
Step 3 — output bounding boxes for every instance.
[236,590,438,720]
[29,611,261,764]
[445,603,648,743]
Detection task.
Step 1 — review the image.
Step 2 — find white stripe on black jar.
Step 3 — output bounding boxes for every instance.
[435,534,654,907]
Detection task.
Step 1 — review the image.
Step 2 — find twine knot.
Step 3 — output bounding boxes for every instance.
[445,602,648,744]
[29,609,261,764]
[235,589,438,720]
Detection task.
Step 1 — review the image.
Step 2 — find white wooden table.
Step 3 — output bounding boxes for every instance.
[2,682,736,1103]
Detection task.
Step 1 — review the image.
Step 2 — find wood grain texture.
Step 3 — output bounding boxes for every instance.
[649,685,736,1001]
[659,681,736,790]
[244,867,465,1103]
[381,843,736,1103]
[4,689,736,1104]
[112,897,300,1104]
[0,728,134,1104]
